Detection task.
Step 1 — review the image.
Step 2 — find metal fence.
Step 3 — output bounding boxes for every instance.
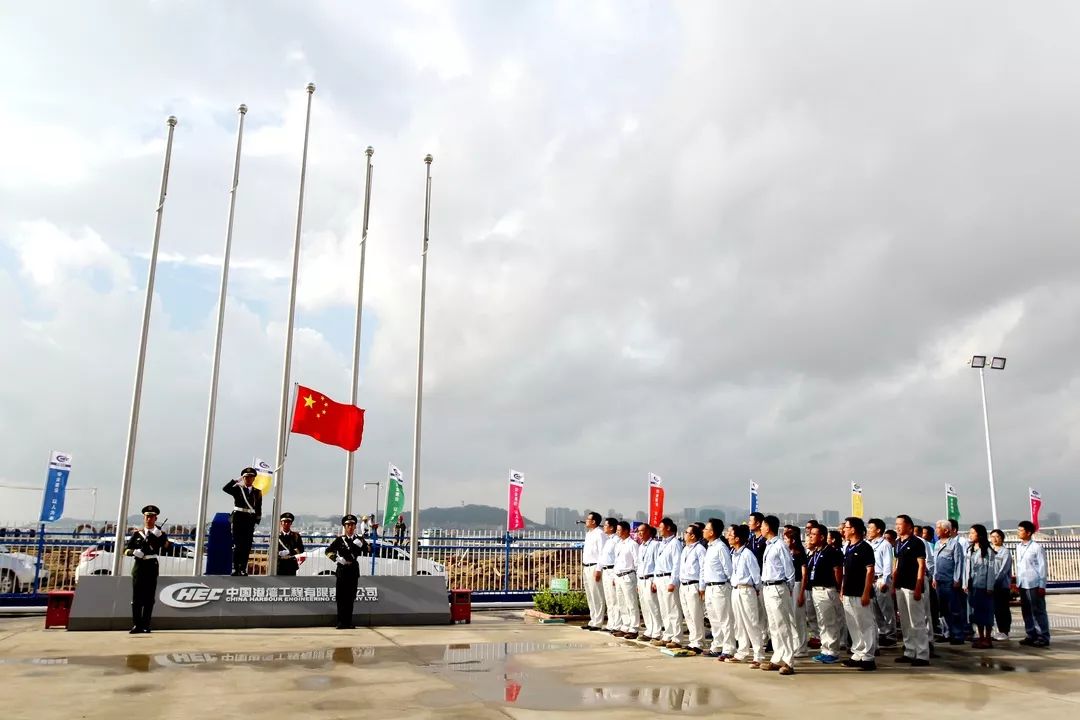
[3,527,1079,604]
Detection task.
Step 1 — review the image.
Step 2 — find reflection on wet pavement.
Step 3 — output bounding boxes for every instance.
[0,639,1076,713]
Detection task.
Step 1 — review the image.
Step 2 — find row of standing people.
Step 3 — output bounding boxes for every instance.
[579,511,1052,676]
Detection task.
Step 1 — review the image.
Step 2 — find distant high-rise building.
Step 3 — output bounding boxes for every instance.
[1044,511,1062,527]
[607,508,619,520]
[700,507,726,523]
[822,510,840,527]
[544,507,579,530]
[683,507,699,523]
[635,510,647,522]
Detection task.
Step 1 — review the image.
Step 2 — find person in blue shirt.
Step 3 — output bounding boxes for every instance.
[1015,521,1050,647]
[932,519,966,645]
[965,524,996,648]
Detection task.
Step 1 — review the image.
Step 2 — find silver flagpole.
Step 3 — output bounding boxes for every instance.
[408,154,433,575]
[193,104,247,576]
[112,116,178,575]
[344,146,375,516]
[269,83,315,576]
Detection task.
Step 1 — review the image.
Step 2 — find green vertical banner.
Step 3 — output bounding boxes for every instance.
[383,463,406,527]
[945,483,960,522]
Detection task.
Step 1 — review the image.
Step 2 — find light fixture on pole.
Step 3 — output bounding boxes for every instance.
[969,354,1007,530]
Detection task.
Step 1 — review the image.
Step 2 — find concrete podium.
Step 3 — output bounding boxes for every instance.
[68,575,450,630]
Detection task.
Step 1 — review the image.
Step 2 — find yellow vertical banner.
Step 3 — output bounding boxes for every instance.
[851,482,864,518]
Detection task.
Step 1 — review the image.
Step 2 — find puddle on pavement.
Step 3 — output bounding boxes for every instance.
[0,641,737,713]
[2,639,1077,711]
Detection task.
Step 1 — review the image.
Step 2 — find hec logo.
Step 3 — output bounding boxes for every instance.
[159,582,225,608]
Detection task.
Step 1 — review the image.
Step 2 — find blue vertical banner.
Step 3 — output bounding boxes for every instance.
[749,480,759,514]
[40,451,72,523]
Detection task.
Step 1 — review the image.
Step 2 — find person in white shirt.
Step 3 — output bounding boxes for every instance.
[1015,521,1050,647]
[635,524,663,642]
[678,524,707,654]
[598,518,620,633]
[611,521,641,640]
[760,515,798,675]
[866,518,897,648]
[580,511,607,631]
[702,518,735,659]
[653,517,684,648]
[725,524,765,666]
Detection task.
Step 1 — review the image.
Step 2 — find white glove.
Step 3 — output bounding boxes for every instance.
[336,556,351,566]
[132,549,145,559]
[278,550,290,558]
[150,527,162,536]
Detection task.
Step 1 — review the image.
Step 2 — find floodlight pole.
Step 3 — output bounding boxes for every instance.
[977,366,999,530]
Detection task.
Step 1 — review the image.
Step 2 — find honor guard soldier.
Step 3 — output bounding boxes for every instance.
[223,467,262,576]
[125,505,170,634]
[276,512,305,576]
[326,515,370,629]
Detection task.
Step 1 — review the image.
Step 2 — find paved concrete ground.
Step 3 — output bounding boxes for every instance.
[1,597,1078,719]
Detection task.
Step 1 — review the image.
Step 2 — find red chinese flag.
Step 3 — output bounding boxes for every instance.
[290,385,365,452]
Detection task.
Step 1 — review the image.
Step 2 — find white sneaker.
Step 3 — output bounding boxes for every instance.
[992,632,1008,641]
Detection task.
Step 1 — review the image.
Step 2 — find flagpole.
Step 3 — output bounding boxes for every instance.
[344,146,375,516]
[978,367,1000,531]
[269,83,315,576]
[408,154,433,575]
[193,104,247,576]
[111,116,177,575]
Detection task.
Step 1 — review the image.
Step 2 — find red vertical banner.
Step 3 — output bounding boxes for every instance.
[1029,487,1042,531]
[648,472,664,527]
[507,469,525,531]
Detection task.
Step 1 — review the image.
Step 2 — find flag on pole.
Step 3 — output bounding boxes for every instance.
[1029,487,1042,531]
[40,451,72,523]
[750,480,759,514]
[252,457,274,496]
[945,484,960,522]
[507,470,525,531]
[290,384,365,451]
[383,463,406,527]
[648,473,664,527]
[851,482,864,518]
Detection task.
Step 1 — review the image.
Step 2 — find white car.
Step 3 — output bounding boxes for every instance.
[74,540,197,582]
[298,543,446,578]
[0,545,48,593]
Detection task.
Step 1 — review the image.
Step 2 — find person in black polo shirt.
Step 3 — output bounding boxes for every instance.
[892,514,930,666]
[840,517,877,670]
[802,523,845,664]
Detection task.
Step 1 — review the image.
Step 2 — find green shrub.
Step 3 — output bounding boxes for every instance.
[533,589,589,615]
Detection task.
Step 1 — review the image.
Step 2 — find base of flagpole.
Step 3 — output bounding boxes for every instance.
[68,575,450,630]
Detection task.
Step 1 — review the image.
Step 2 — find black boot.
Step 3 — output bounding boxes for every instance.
[131,604,142,634]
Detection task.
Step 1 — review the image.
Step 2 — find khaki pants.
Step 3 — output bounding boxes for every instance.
[705,583,735,654]
[656,577,683,642]
[638,577,663,638]
[872,580,896,643]
[582,565,605,628]
[811,587,845,657]
[805,586,820,638]
[679,584,705,649]
[763,584,797,667]
[896,587,930,660]
[791,583,808,656]
[601,568,619,630]
[732,586,764,661]
[615,572,640,633]
[842,595,876,662]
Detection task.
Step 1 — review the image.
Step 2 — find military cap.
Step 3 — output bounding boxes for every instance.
[240,467,258,477]
[141,505,161,515]
[280,512,295,521]
[342,514,358,525]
